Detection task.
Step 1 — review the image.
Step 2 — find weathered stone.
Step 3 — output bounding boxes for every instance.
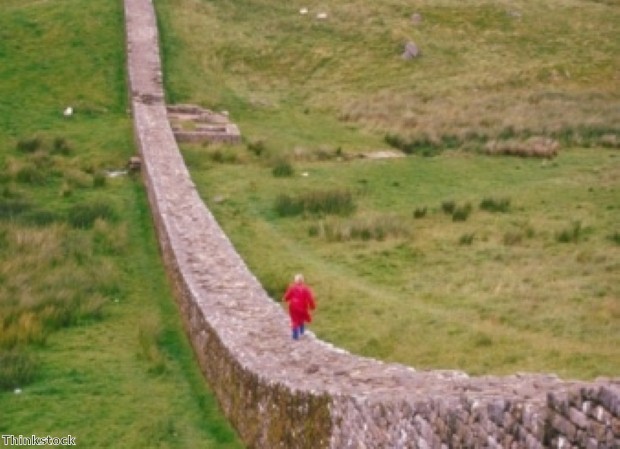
[588,420,607,441]
[401,41,421,60]
[585,436,599,449]
[552,413,578,441]
[569,407,590,429]
[598,386,620,418]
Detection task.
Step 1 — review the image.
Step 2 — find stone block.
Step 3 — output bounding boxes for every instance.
[551,413,578,441]
[569,407,590,429]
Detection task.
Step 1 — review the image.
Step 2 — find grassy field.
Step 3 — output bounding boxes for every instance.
[0,0,242,447]
[155,0,620,379]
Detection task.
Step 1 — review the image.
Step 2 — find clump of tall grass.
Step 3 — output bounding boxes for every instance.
[92,219,128,255]
[209,149,238,164]
[609,231,620,245]
[480,197,511,213]
[556,221,583,243]
[441,200,456,215]
[275,189,355,217]
[0,198,31,220]
[0,222,122,351]
[384,133,445,157]
[246,139,267,157]
[23,209,62,227]
[67,201,117,228]
[503,231,523,246]
[271,159,294,177]
[1,311,46,348]
[52,137,72,156]
[0,351,37,391]
[64,167,93,188]
[441,200,472,221]
[308,215,410,242]
[16,163,49,185]
[16,136,43,154]
[452,203,472,222]
[137,315,167,374]
[93,171,107,188]
[484,137,559,159]
[413,207,427,219]
[458,233,475,245]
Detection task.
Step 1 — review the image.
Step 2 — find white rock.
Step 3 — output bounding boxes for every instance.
[299,7,308,15]
[63,106,73,117]
[316,12,328,20]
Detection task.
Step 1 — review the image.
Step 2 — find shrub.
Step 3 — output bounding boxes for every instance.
[271,159,294,177]
[67,201,117,228]
[0,351,37,391]
[413,207,427,219]
[480,197,511,213]
[556,221,582,243]
[16,137,42,154]
[452,203,472,222]
[609,231,620,245]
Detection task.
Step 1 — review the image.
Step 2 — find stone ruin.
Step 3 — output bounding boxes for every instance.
[167,104,241,144]
[124,0,619,447]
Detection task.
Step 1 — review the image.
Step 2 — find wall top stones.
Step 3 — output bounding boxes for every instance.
[123,0,619,447]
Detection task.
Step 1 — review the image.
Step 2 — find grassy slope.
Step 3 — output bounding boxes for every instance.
[0,0,242,447]
[157,0,620,150]
[156,0,620,379]
[187,149,619,379]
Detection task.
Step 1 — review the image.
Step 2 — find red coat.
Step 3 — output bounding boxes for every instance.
[283,283,316,328]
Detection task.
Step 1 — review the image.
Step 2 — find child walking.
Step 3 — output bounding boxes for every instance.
[282,274,316,340]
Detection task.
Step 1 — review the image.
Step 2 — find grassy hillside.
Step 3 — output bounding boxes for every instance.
[156,0,619,153]
[0,0,242,447]
[155,0,620,379]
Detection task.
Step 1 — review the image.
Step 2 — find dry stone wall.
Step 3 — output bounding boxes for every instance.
[123,1,619,447]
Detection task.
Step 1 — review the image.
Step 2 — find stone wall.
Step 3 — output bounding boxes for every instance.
[123,1,619,447]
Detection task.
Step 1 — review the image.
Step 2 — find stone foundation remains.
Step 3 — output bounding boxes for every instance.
[167,104,241,144]
[123,0,619,447]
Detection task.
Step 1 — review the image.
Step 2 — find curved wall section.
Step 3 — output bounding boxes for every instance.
[123,1,619,447]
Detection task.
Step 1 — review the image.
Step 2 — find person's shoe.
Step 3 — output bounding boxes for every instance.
[299,324,305,335]
[292,328,299,340]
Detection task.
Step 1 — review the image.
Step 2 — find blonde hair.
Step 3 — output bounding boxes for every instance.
[294,273,304,283]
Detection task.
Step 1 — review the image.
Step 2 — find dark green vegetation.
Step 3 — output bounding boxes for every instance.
[0,0,242,447]
[156,0,620,379]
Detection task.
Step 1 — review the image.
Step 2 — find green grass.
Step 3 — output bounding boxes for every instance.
[154,0,620,379]
[0,0,243,447]
[156,0,620,153]
[180,146,620,379]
